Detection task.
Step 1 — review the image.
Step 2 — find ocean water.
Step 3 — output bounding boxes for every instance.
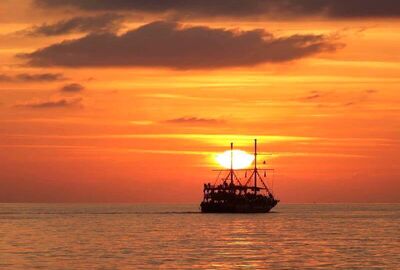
[0,204,399,269]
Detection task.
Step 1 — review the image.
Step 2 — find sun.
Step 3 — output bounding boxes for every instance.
[216,150,254,169]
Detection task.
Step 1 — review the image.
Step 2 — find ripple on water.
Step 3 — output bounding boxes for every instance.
[0,203,399,269]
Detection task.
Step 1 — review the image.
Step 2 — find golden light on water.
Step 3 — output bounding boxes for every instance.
[216,150,255,169]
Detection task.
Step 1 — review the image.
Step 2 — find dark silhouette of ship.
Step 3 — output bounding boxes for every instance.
[201,139,279,213]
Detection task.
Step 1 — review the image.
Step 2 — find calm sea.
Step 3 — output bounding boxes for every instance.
[0,204,399,269]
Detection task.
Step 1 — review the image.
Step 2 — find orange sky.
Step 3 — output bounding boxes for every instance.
[0,0,399,203]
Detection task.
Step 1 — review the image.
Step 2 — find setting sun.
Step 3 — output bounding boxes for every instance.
[215,150,255,169]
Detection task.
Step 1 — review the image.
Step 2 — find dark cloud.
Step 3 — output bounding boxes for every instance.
[25,13,124,36]
[165,117,223,125]
[35,0,400,18]
[303,92,322,100]
[0,73,65,82]
[15,97,82,109]
[60,83,85,92]
[19,21,338,69]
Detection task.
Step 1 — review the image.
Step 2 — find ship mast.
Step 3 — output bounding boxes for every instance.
[254,139,257,194]
[230,142,234,184]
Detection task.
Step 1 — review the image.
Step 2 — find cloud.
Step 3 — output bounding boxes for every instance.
[19,21,338,69]
[300,89,379,107]
[343,89,378,106]
[164,117,223,125]
[60,83,85,92]
[25,13,124,36]
[15,97,82,109]
[35,0,400,19]
[303,91,322,100]
[0,73,66,82]
[304,94,321,100]
[299,91,330,102]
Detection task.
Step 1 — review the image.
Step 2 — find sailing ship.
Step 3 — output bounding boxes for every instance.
[200,139,279,213]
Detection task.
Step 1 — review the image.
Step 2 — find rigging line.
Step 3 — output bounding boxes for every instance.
[257,170,271,194]
[233,172,243,186]
[213,170,222,186]
[244,171,255,186]
[272,169,275,194]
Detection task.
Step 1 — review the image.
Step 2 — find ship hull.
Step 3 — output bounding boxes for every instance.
[200,200,278,213]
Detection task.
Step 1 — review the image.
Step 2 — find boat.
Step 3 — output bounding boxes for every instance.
[200,139,279,213]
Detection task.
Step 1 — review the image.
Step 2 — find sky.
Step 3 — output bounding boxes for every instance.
[0,0,399,203]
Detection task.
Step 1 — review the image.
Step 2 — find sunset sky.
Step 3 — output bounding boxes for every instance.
[0,0,399,203]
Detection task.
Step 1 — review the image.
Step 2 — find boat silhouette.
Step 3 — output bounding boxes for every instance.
[201,139,279,213]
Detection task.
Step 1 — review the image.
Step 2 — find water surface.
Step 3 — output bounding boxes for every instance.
[0,204,399,269]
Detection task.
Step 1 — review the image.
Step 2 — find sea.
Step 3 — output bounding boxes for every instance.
[0,203,399,269]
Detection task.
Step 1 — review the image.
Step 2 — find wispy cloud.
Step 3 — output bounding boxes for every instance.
[343,89,378,107]
[24,13,124,36]
[0,145,376,159]
[15,97,82,109]
[1,133,315,145]
[164,117,223,125]
[299,89,379,107]
[138,93,235,102]
[60,83,85,93]
[139,93,204,100]
[302,91,325,101]
[0,73,65,82]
